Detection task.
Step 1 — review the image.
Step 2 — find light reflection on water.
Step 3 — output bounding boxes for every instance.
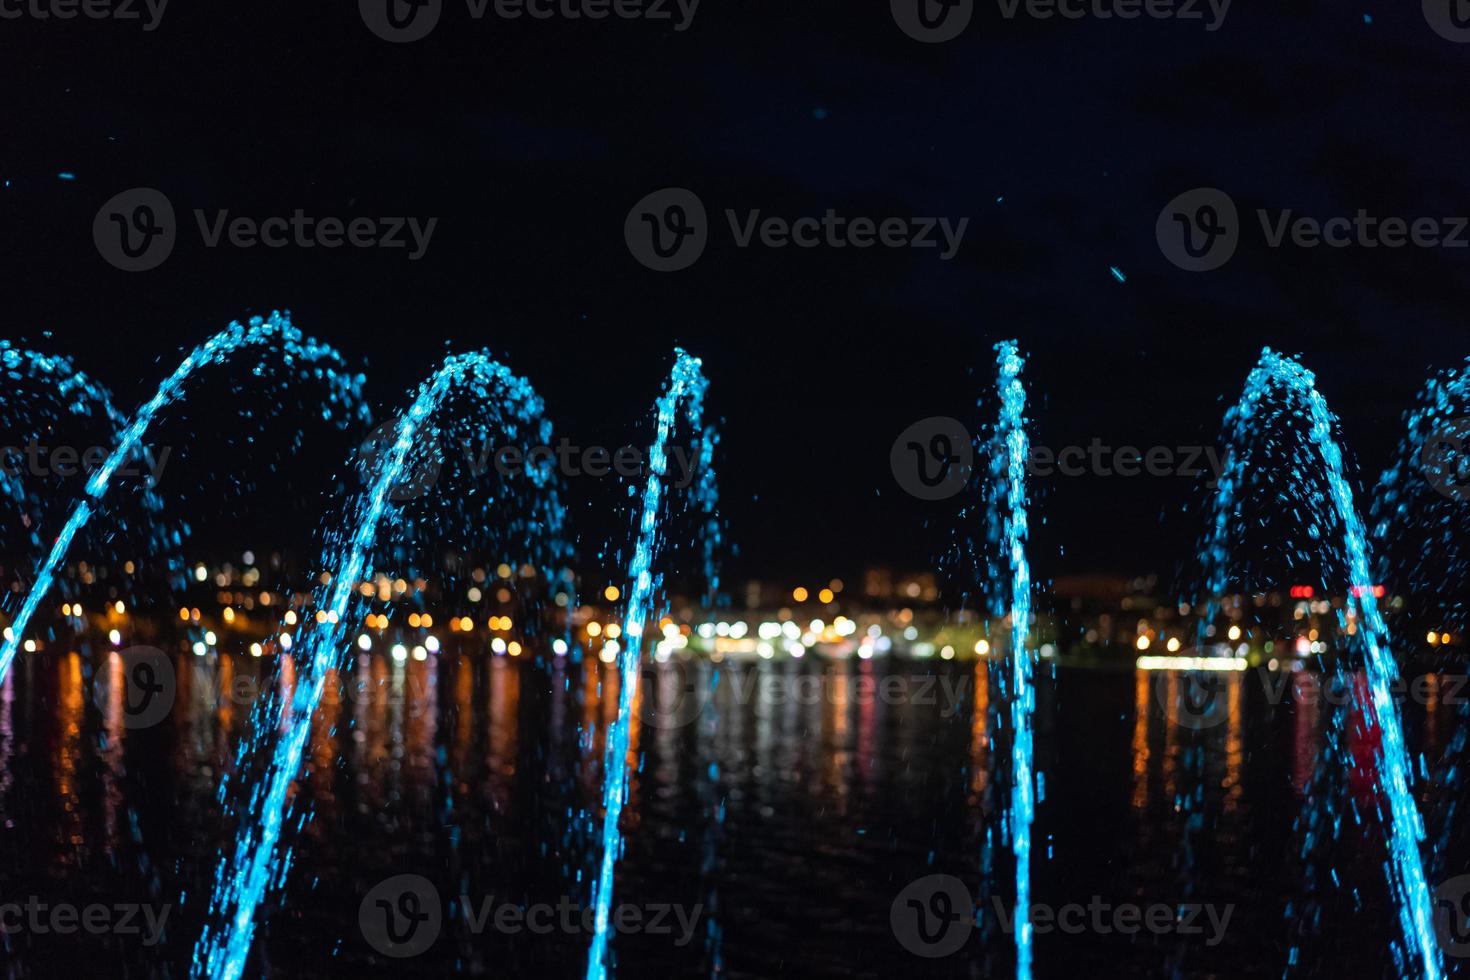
[0,635,1460,978]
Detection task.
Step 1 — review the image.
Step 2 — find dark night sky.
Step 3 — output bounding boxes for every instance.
[2,1,1468,588]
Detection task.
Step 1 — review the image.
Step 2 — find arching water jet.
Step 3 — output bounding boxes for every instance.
[1196,349,1440,979]
[192,350,566,980]
[0,312,367,683]
[585,350,718,980]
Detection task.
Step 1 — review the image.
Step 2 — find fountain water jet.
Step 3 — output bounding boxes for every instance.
[0,342,174,567]
[1196,349,1441,979]
[1370,357,1470,622]
[1366,359,1470,891]
[0,312,367,684]
[585,349,717,980]
[991,340,1035,980]
[192,350,567,980]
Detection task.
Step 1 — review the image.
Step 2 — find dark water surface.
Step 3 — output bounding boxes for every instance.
[0,637,1458,978]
